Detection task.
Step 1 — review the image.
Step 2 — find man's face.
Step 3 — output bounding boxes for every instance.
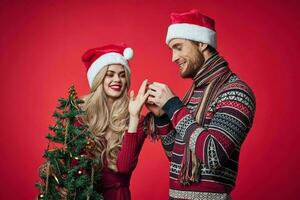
[168,38,205,78]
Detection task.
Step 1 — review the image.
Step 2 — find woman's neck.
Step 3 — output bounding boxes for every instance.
[107,97,114,111]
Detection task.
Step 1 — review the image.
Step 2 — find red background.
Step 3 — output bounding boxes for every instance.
[1,0,299,199]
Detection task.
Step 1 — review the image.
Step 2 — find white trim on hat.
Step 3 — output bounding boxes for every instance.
[87,52,130,87]
[166,23,217,48]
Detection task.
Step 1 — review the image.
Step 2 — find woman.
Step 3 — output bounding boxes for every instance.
[60,44,149,199]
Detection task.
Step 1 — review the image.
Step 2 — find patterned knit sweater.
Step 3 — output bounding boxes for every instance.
[155,74,256,199]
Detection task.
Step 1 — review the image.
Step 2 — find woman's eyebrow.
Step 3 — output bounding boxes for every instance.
[107,70,125,74]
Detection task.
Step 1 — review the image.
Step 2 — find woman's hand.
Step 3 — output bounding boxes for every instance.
[129,79,150,117]
[145,101,165,117]
[128,79,149,132]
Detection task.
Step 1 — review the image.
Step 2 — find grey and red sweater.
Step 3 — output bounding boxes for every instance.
[155,74,255,199]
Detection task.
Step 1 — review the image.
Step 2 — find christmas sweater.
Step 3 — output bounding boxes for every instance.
[155,74,256,199]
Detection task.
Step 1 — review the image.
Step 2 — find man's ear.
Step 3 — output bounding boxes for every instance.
[198,43,208,52]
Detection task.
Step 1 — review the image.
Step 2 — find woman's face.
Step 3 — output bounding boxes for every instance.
[103,64,127,100]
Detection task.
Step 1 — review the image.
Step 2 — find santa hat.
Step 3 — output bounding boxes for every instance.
[82,44,133,87]
[166,9,217,48]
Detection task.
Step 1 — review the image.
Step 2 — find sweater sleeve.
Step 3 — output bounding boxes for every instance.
[154,114,175,161]
[116,117,147,173]
[163,82,256,169]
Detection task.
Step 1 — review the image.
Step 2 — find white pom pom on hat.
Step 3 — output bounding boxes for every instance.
[123,47,134,60]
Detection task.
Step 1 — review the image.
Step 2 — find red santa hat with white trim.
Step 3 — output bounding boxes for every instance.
[166,9,217,48]
[82,44,133,87]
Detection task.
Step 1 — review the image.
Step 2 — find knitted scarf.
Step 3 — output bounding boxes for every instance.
[179,53,232,185]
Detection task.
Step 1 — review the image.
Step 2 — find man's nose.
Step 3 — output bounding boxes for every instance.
[172,51,179,62]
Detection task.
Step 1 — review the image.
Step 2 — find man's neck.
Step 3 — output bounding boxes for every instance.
[192,51,218,80]
[203,50,215,63]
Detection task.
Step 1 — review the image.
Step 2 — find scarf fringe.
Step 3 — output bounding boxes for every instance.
[179,146,201,185]
[143,112,160,142]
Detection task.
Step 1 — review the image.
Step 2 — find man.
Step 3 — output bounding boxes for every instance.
[146,9,256,199]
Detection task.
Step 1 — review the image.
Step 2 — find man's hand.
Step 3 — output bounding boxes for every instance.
[145,101,165,117]
[147,82,175,108]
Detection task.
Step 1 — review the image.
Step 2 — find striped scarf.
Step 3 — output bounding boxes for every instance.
[179,53,232,185]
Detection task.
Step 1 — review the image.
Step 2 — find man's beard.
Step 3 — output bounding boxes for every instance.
[183,50,204,78]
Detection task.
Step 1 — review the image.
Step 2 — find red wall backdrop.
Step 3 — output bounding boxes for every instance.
[1,0,299,199]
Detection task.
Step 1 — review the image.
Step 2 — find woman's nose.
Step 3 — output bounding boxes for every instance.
[113,74,121,82]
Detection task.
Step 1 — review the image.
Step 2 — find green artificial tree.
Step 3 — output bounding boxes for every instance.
[36,85,103,200]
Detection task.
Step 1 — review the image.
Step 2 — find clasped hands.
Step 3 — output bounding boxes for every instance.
[129,79,175,118]
[143,80,175,117]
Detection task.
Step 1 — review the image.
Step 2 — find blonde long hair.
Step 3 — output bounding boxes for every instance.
[81,65,130,171]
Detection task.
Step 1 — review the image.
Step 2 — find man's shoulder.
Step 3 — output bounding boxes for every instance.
[218,74,255,98]
[211,73,256,112]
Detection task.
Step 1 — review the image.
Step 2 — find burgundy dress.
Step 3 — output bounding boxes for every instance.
[99,119,146,200]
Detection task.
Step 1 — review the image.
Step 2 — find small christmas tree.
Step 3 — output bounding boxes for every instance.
[36,85,103,200]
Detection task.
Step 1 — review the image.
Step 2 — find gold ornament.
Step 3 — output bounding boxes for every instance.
[86,138,96,150]
[38,163,48,178]
[53,174,60,184]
